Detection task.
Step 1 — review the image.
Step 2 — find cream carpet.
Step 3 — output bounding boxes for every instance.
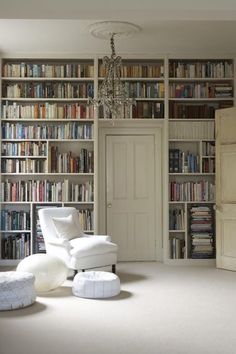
[1,262,236,354]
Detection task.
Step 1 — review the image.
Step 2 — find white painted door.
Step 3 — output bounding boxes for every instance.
[106,135,156,261]
[216,107,236,270]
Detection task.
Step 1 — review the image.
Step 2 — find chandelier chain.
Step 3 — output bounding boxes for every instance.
[110,34,116,58]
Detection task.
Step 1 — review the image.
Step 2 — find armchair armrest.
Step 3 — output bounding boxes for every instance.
[47,238,72,250]
[81,234,112,242]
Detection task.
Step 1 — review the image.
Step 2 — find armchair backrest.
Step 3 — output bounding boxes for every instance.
[38,207,83,243]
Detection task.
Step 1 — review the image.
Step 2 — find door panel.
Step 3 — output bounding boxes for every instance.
[216,107,236,270]
[133,141,149,199]
[220,146,236,202]
[216,204,236,269]
[111,212,129,260]
[106,135,156,261]
[222,221,236,258]
[134,213,151,260]
[112,142,128,200]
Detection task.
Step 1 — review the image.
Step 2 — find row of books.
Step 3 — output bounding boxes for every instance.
[169,121,215,140]
[1,210,30,231]
[169,101,232,119]
[2,102,94,119]
[123,82,165,98]
[2,122,94,140]
[4,61,232,80]
[50,147,94,173]
[99,102,164,119]
[3,82,94,99]
[169,237,185,259]
[169,149,200,173]
[99,63,164,78]
[169,60,233,79]
[132,101,164,119]
[169,208,185,230]
[1,159,47,174]
[190,205,215,259]
[202,142,215,156]
[202,159,215,173]
[1,179,94,202]
[169,83,233,99]
[1,233,30,259]
[2,141,47,157]
[3,62,94,78]
[78,209,94,231]
[169,181,215,202]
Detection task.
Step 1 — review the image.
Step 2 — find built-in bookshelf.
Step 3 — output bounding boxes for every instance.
[98,59,165,119]
[0,56,235,266]
[168,58,234,262]
[0,59,96,264]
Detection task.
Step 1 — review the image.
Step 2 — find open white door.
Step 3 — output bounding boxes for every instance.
[216,107,236,270]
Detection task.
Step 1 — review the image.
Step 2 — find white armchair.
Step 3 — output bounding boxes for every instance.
[38,207,118,273]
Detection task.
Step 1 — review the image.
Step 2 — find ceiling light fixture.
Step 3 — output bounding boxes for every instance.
[88,21,141,119]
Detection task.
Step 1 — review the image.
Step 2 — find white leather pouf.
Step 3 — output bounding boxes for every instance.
[72,271,120,299]
[0,271,36,311]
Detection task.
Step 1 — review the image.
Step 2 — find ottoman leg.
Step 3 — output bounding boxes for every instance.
[112,264,116,274]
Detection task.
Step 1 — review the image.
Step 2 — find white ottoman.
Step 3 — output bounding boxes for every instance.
[0,271,36,311]
[17,254,68,292]
[72,271,120,299]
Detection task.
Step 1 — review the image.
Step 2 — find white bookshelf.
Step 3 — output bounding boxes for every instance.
[98,58,165,120]
[167,58,234,263]
[0,55,235,266]
[0,58,96,264]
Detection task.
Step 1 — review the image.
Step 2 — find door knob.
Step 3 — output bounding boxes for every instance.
[107,203,112,208]
[214,204,222,212]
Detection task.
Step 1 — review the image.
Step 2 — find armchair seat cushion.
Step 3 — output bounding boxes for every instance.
[70,237,118,258]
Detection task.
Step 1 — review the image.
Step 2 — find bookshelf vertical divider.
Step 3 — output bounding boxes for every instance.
[93,56,99,234]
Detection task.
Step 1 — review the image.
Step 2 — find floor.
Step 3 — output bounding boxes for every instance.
[1,262,236,354]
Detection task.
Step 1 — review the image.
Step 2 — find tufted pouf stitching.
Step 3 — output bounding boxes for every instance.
[0,271,36,311]
[72,271,120,299]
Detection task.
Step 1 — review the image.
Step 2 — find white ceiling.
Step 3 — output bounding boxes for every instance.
[1,0,236,56]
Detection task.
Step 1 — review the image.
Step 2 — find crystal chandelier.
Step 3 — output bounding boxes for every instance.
[88,21,141,119]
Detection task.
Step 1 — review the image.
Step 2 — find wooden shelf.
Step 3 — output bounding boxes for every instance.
[2,77,94,81]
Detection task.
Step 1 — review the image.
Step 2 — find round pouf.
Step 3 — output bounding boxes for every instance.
[72,271,120,299]
[17,254,68,292]
[0,271,36,311]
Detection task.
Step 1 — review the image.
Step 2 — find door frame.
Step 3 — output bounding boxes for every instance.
[98,120,164,261]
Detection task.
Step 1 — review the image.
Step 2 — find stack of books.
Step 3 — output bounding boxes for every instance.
[190,205,214,259]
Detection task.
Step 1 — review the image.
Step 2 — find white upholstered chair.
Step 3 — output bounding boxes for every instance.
[38,207,118,273]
